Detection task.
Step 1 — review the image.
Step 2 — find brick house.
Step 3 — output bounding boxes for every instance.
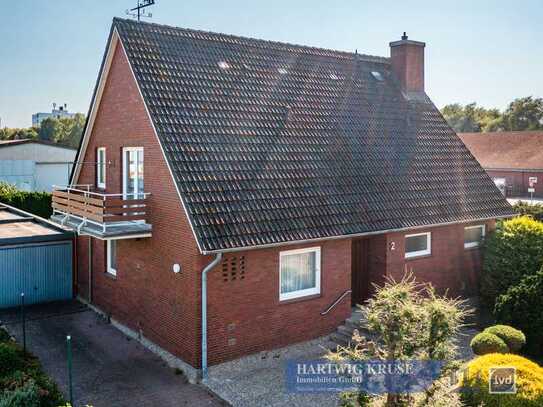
[459,131,543,198]
[50,19,514,378]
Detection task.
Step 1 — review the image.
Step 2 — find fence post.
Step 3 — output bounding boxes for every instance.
[20,293,26,355]
[67,335,73,405]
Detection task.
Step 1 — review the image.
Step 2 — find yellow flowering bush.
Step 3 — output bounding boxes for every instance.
[462,353,543,406]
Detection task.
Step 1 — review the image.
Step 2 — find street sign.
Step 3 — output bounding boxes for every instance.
[528,187,536,193]
[529,177,538,184]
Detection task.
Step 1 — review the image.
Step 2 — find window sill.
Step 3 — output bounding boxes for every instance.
[405,253,432,261]
[464,245,481,251]
[104,272,117,280]
[279,293,321,305]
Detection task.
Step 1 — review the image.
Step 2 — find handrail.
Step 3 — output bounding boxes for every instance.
[53,185,151,198]
[320,289,352,316]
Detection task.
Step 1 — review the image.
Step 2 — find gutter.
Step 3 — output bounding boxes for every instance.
[200,214,516,255]
[201,252,223,380]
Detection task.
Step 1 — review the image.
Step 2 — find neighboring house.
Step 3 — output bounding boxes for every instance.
[459,131,543,198]
[50,19,514,378]
[32,103,75,127]
[0,139,76,192]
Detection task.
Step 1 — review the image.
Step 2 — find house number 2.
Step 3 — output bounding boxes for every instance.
[390,242,396,251]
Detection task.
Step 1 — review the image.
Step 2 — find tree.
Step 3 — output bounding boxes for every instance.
[327,275,469,406]
[57,113,86,148]
[37,117,60,142]
[441,96,543,133]
[501,96,543,131]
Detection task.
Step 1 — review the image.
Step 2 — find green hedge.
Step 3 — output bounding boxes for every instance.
[470,332,509,355]
[495,270,543,357]
[513,202,543,222]
[481,216,543,307]
[0,182,52,219]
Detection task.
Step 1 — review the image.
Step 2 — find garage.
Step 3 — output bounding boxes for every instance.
[0,204,74,308]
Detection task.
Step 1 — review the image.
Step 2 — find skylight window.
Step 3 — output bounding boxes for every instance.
[371,71,384,81]
[330,73,340,80]
[278,68,288,75]
[218,61,230,69]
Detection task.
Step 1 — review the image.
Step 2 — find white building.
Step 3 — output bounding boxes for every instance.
[0,139,76,192]
[32,103,76,127]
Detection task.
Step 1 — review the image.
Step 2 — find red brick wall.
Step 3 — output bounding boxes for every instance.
[390,42,425,92]
[383,220,495,296]
[486,169,543,198]
[205,239,352,365]
[75,40,203,367]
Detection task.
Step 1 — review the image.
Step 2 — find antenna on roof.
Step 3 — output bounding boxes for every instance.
[126,0,155,22]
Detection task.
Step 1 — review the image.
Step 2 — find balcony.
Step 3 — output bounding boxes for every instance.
[50,185,152,239]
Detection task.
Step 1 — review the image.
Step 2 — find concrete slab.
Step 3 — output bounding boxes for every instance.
[0,301,225,407]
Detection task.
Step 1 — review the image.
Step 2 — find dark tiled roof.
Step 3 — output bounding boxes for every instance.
[459,131,543,170]
[113,18,514,252]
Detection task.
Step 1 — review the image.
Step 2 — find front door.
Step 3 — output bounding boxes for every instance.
[351,238,370,306]
[122,147,144,200]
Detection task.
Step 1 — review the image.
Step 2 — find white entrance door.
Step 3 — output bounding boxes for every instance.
[122,147,144,200]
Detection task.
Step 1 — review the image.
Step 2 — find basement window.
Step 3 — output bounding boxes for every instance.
[279,247,321,301]
[107,240,117,276]
[371,71,384,81]
[464,225,485,249]
[405,232,431,259]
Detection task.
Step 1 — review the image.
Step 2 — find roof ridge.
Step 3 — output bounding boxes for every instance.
[112,17,389,64]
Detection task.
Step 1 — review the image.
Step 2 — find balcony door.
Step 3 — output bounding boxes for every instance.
[122,147,144,200]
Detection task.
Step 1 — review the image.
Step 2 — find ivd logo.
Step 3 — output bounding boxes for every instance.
[489,367,516,394]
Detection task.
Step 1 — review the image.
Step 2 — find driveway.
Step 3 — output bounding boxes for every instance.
[0,301,225,407]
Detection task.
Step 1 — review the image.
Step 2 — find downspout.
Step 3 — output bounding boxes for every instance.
[201,252,222,380]
[88,237,93,303]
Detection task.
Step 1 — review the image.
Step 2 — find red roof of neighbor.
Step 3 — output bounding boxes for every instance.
[458,131,543,171]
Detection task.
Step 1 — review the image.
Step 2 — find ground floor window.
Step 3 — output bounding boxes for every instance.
[107,240,117,276]
[279,247,320,301]
[464,225,485,249]
[405,232,431,259]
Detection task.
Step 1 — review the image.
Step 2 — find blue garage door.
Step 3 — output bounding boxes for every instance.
[0,241,73,308]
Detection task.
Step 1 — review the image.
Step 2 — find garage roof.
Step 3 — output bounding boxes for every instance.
[0,205,73,246]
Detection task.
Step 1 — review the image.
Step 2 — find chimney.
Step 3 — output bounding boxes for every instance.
[389,32,426,93]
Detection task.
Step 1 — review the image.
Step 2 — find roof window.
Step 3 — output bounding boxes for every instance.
[218,61,230,69]
[278,68,288,75]
[329,73,340,80]
[371,71,384,81]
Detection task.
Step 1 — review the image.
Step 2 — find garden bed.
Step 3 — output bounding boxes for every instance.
[0,326,64,406]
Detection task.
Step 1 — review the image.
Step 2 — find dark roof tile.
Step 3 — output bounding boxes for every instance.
[113,18,515,252]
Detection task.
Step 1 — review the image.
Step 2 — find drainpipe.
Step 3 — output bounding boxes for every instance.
[201,252,222,380]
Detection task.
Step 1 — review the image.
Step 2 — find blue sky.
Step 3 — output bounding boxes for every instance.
[0,0,541,128]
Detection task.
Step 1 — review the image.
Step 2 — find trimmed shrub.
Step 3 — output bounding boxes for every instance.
[470,332,509,355]
[481,216,543,307]
[484,325,526,353]
[495,269,543,357]
[0,182,52,218]
[462,353,543,406]
[513,202,543,222]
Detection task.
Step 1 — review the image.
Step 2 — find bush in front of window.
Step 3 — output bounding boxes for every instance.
[480,216,543,309]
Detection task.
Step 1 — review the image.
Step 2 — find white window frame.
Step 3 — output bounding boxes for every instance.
[279,247,321,301]
[464,225,486,249]
[107,240,117,276]
[122,147,144,199]
[96,147,106,189]
[405,232,432,259]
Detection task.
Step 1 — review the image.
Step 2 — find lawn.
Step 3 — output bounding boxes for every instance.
[0,327,65,407]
